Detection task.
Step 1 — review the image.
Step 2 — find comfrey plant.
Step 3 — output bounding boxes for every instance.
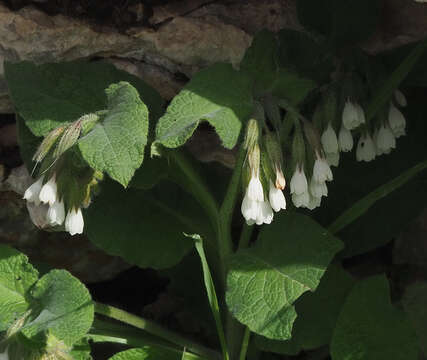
[1,14,427,360]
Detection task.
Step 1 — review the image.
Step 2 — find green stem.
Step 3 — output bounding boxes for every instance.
[94,302,220,360]
[238,223,254,250]
[238,328,251,360]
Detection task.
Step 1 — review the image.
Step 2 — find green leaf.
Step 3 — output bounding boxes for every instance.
[78,82,149,187]
[331,275,418,360]
[70,338,93,360]
[296,0,382,47]
[191,234,228,359]
[240,30,278,94]
[85,179,205,270]
[272,69,316,105]
[226,212,343,340]
[16,116,41,171]
[4,61,164,137]
[23,269,94,346]
[155,63,253,150]
[328,159,427,235]
[255,265,355,355]
[108,347,197,360]
[402,282,427,355]
[0,244,39,331]
[129,156,169,190]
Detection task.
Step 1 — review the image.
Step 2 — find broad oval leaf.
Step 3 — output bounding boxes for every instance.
[23,269,94,346]
[331,275,418,360]
[109,347,183,360]
[226,212,343,340]
[78,82,149,187]
[4,61,164,137]
[0,244,39,331]
[155,63,253,150]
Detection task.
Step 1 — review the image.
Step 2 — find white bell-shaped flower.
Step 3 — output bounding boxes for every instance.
[309,177,328,198]
[247,171,264,202]
[241,193,260,223]
[256,201,274,225]
[292,191,310,208]
[47,199,65,226]
[356,103,366,126]
[326,152,339,167]
[376,124,396,154]
[65,207,84,236]
[321,123,339,154]
[356,133,376,162]
[338,126,353,152]
[307,193,322,210]
[388,104,406,138]
[290,167,308,195]
[343,100,365,130]
[39,176,58,206]
[394,89,407,107]
[269,181,286,212]
[23,176,44,205]
[313,155,333,183]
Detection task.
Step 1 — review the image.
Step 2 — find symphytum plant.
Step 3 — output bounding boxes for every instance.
[2,1,427,359]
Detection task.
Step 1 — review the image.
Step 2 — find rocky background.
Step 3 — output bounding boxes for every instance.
[1,1,427,357]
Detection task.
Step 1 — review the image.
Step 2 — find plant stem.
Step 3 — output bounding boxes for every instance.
[94,302,220,360]
[238,223,254,250]
[238,327,251,360]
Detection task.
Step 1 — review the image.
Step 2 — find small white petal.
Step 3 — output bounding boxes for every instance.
[394,89,407,107]
[23,176,44,205]
[47,200,65,226]
[247,174,264,202]
[309,177,328,198]
[65,208,84,236]
[338,126,353,152]
[388,104,406,135]
[342,100,359,130]
[246,219,256,226]
[269,182,286,212]
[321,123,339,154]
[355,103,366,126]
[356,133,376,162]
[376,124,396,154]
[313,155,333,182]
[256,201,274,225]
[307,194,322,210]
[26,202,50,229]
[292,191,310,208]
[326,152,339,167]
[290,167,308,195]
[241,193,259,221]
[39,176,58,206]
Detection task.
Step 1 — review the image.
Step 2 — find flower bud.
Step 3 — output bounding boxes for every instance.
[338,126,353,152]
[32,126,65,163]
[264,132,286,189]
[321,123,339,154]
[244,119,260,151]
[53,120,82,159]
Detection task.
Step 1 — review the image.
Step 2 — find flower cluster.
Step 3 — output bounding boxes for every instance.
[23,174,84,235]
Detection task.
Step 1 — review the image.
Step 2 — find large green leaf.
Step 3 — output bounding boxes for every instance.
[402,282,427,355]
[4,61,164,137]
[240,30,278,95]
[271,68,316,105]
[78,82,149,187]
[255,265,355,355]
[85,179,208,270]
[226,212,343,340]
[23,270,94,346]
[155,63,253,150]
[108,347,197,360]
[296,0,382,47]
[0,244,39,331]
[331,275,418,360]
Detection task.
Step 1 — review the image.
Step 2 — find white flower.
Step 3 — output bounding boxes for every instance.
[388,104,406,138]
[23,176,44,205]
[290,166,308,195]
[343,100,365,130]
[376,124,396,154]
[65,207,84,236]
[39,176,58,206]
[256,201,274,225]
[338,126,353,152]
[269,181,286,212]
[313,154,333,182]
[307,193,322,210]
[356,133,376,162]
[394,89,407,107]
[321,123,339,154]
[292,191,310,208]
[47,199,65,226]
[309,177,328,198]
[247,172,264,202]
[241,193,260,223]
[326,152,339,167]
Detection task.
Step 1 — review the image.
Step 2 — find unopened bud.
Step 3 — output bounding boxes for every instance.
[33,126,65,163]
[53,120,82,159]
[263,95,281,130]
[260,149,274,185]
[6,310,31,338]
[275,168,286,190]
[248,143,260,176]
[81,113,101,135]
[244,119,259,150]
[303,120,322,154]
[292,129,306,167]
[264,132,285,189]
[323,90,337,127]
